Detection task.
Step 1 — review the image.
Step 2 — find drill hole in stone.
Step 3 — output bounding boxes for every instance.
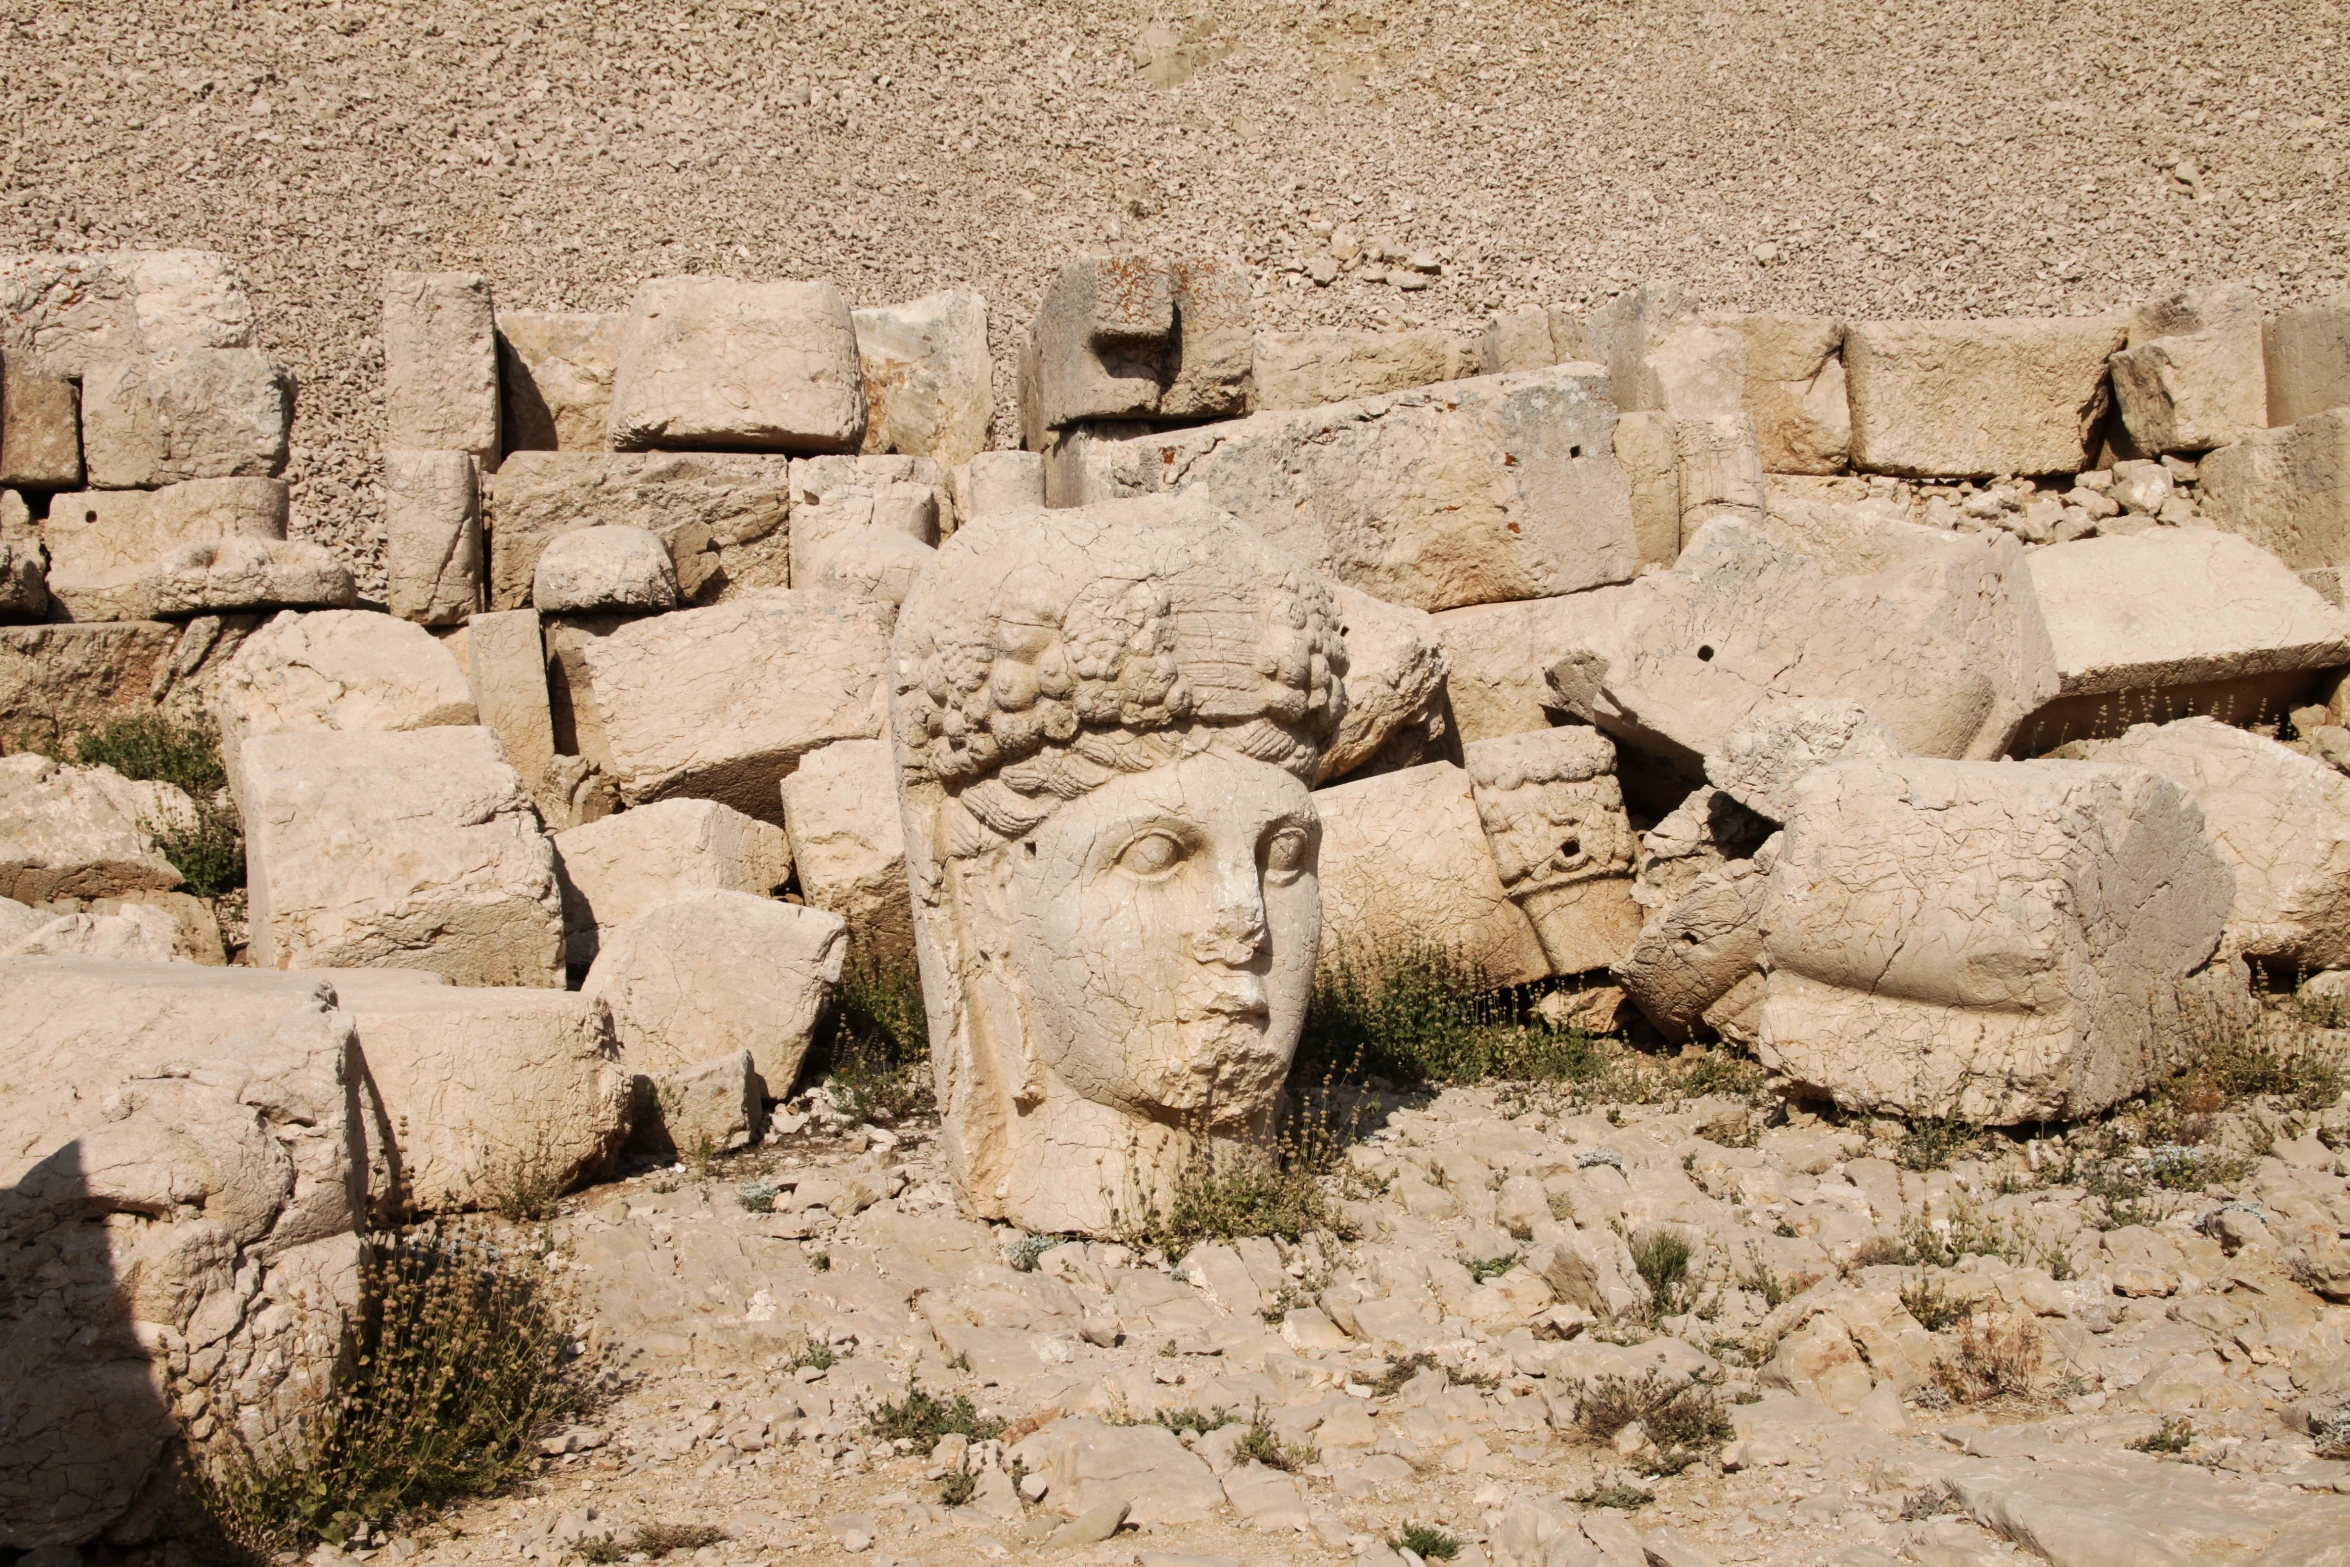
[1559,836,1581,860]
[1697,644,1715,661]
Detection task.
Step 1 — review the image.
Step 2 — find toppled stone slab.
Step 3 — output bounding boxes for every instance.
[214,609,478,793]
[2111,282,2267,456]
[1430,595,1587,745]
[533,524,678,614]
[0,957,368,1547]
[608,276,865,454]
[464,608,561,824]
[1586,280,1746,418]
[1321,584,1454,784]
[2079,716,2350,974]
[1614,408,1682,565]
[383,449,483,625]
[1018,254,1251,446]
[579,589,893,823]
[43,477,288,619]
[1705,697,1907,824]
[498,309,623,454]
[1757,757,2235,1121]
[147,537,354,616]
[583,890,845,1085]
[483,451,792,610]
[241,726,564,986]
[776,739,913,969]
[0,250,257,376]
[383,272,499,465]
[2020,527,2350,749]
[629,1048,764,1161]
[1674,411,1766,541]
[552,797,793,968]
[1464,727,1642,976]
[853,288,992,466]
[1844,316,2126,477]
[1079,364,1638,613]
[2264,293,2350,428]
[0,753,195,903]
[1617,845,1775,1042]
[956,449,1045,519]
[80,348,293,488]
[1250,327,1465,410]
[1313,760,1549,987]
[1631,783,1773,913]
[2,893,220,965]
[2198,408,2350,573]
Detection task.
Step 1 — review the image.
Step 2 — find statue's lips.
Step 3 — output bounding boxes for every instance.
[1175,984,1270,1023]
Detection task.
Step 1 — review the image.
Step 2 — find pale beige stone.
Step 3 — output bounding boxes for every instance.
[465,609,560,821]
[853,288,992,466]
[0,957,368,1546]
[1675,413,1766,546]
[608,276,865,454]
[147,538,353,616]
[1079,364,1638,613]
[1,904,190,963]
[552,797,793,968]
[1705,697,1906,824]
[956,450,1045,519]
[0,250,256,379]
[581,589,893,823]
[241,727,564,987]
[384,450,483,625]
[1018,255,1251,447]
[1477,307,1559,376]
[2198,408,2350,571]
[2111,283,2267,455]
[1614,410,1682,566]
[81,349,292,488]
[1845,316,2127,477]
[532,524,677,614]
[630,1049,763,1160]
[1320,584,1453,785]
[777,738,914,969]
[334,981,629,1213]
[1616,847,1774,1042]
[1429,595,1594,747]
[497,309,623,454]
[1465,727,1641,976]
[1727,314,1849,475]
[43,478,289,619]
[382,272,500,465]
[1756,758,2235,1121]
[2080,717,2350,974]
[1252,327,1461,410]
[1585,281,1745,417]
[891,496,1344,1236]
[0,753,196,903]
[483,451,792,610]
[1630,784,1772,914]
[2265,293,2350,427]
[0,621,180,755]
[583,890,845,1085]
[213,609,477,795]
[1005,1418,1225,1530]
[0,353,83,487]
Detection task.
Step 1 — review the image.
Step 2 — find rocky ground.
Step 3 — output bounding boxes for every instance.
[345,1028,2350,1567]
[5,0,2347,582]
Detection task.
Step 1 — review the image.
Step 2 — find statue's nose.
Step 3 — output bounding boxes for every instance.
[1190,863,1267,965]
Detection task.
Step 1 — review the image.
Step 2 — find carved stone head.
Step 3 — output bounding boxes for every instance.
[889,497,1346,1235]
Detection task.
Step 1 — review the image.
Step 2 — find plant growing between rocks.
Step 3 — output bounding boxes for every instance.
[802,958,933,1121]
[1933,1312,2043,1403]
[1391,1522,1461,1559]
[865,1382,1005,1446]
[74,714,246,897]
[1230,1403,1317,1471]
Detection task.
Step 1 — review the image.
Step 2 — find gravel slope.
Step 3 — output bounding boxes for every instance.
[4,0,2346,583]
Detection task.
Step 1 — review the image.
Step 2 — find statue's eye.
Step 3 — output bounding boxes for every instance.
[1265,827,1309,875]
[1115,831,1185,876]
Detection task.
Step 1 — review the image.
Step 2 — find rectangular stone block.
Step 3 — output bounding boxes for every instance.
[552,796,792,967]
[80,349,292,487]
[577,588,893,823]
[240,725,564,986]
[1728,314,1849,475]
[2198,408,2350,571]
[497,309,623,454]
[465,608,559,822]
[1614,410,1681,566]
[383,450,482,625]
[1252,328,1465,411]
[2265,293,2350,428]
[608,276,865,454]
[1844,316,2126,477]
[43,478,288,621]
[954,449,1045,520]
[777,737,913,970]
[0,621,179,754]
[1079,364,1638,613]
[1477,307,1559,376]
[1431,594,1591,746]
[1018,254,1251,447]
[0,352,82,487]
[484,451,793,610]
[1464,727,1643,977]
[2110,283,2267,455]
[382,271,500,464]
[1675,413,1766,546]
[1585,281,1745,418]
[853,288,993,467]
[0,249,257,376]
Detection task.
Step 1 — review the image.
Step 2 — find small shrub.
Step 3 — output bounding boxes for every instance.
[627,1523,726,1558]
[1900,1276,1967,1333]
[737,1179,780,1214]
[937,1456,978,1507]
[801,958,933,1119]
[1369,1351,1441,1397]
[1150,1406,1239,1438]
[1006,1232,1061,1271]
[1850,1234,1920,1269]
[866,1382,1005,1446]
[1579,1372,1731,1471]
[1574,1483,1653,1510]
[1739,1244,1790,1309]
[1465,1251,1520,1284]
[1117,1145,1337,1253]
[2313,1401,2350,1461]
[1230,1404,1317,1472]
[1628,1227,1696,1318]
[778,1334,837,1375]
[1895,1108,1982,1172]
[810,1250,831,1272]
[1391,1523,1461,1560]
[1900,1481,1959,1520]
[575,1533,624,1563]
[1933,1313,2042,1404]
[75,714,245,896]
[1644,1385,1734,1456]
[2129,1414,2194,1455]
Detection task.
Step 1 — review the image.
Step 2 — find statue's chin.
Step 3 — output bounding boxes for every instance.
[1099,1018,1294,1122]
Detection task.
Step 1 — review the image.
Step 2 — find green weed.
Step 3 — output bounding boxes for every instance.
[1629,1227,1696,1318]
[1231,1405,1317,1472]
[1465,1251,1521,1283]
[74,714,245,896]
[1391,1523,1460,1559]
[866,1383,1004,1446]
[2129,1415,2194,1455]
[803,959,933,1120]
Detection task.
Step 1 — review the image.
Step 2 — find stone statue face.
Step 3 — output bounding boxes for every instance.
[992,746,1318,1123]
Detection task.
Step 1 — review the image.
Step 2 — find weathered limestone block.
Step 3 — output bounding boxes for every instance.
[1631,784,1773,914]
[147,538,353,617]
[1018,255,1252,447]
[580,589,893,822]
[1478,306,1562,376]
[853,288,992,466]
[791,477,939,610]
[1464,727,1642,976]
[2110,283,2267,455]
[1006,1418,1226,1530]
[333,980,630,1213]
[1320,584,1453,785]
[1756,758,2235,1121]
[0,491,45,622]
[890,496,1344,1236]
[1615,410,1683,566]
[483,451,792,610]
[1316,761,1548,987]
[0,353,82,487]
[2265,293,2350,427]
[629,1049,763,1160]
[1675,413,1766,545]
[1251,328,1463,410]
[2079,717,2350,974]
[382,272,499,464]
[0,250,256,377]
[551,797,792,968]
[532,524,677,614]
[0,958,368,1548]
[3,896,218,965]
[43,478,290,621]
[1552,518,2058,777]
[0,753,195,902]
[1430,595,1587,746]
[956,450,1045,519]
[1705,697,1906,824]
[1729,314,1849,475]
[2198,408,2350,571]
[2020,527,2350,749]
[1585,281,1746,417]
[1844,316,2125,477]
[81,349,293,488]
[583,890,845,1085]
[465,608,559,813]
[213,609,477,794]
[241,727,564,986]
[497,309,623,454]
[1081,364,1638,613]
[608,276,865,454]
[777,738,914,969]
[1757,482,1921,568]
[383,450,482,625]
[1617,845,1775,1042]
[0,621,180,755]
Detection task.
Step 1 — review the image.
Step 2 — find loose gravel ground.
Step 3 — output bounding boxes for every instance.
[5,0,2346,582]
